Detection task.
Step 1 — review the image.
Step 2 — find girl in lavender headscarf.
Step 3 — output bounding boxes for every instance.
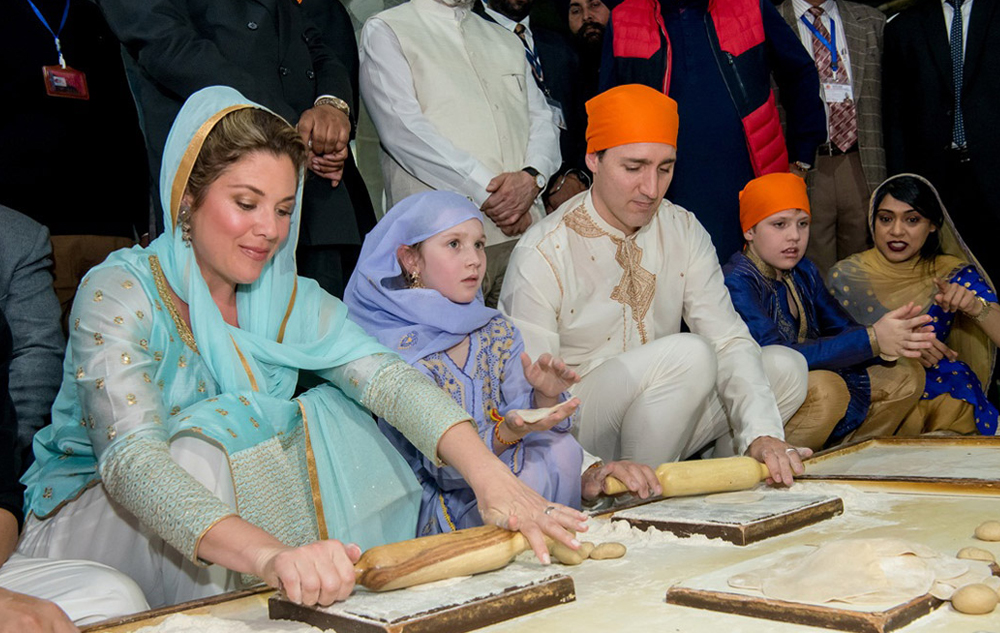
[345,192,659,535]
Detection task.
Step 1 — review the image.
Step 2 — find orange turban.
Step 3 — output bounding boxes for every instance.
[586,84,679,154]
[739,172,810,233]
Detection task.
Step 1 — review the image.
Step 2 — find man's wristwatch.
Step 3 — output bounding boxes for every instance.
[314,96,351,119]
[792,161,812,173]
[522,167,546,190]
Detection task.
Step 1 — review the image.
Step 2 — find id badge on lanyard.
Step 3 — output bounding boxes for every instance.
[28,0,90,99]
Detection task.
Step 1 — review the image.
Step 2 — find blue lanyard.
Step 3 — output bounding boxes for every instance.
[25,0,71,68]
[800,14,838,73]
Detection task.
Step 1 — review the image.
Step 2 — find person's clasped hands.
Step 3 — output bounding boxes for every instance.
[297,103,351,187]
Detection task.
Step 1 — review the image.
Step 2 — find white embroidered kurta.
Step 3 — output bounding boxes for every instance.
[499,190,786,453]
[359,0,560,246]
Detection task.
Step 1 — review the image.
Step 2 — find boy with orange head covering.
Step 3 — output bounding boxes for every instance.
[724,173,931,448]
[501,86,814,485]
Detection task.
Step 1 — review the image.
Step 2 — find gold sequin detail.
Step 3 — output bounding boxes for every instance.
[142,372,152,383]
[121,353,131,365]
[114,316,124,325]
[81,277,89,288]
[122,280,133,289]
[207,397,218,403]
[93,290,103,302]
[94,333,104,346]
[75,367,84,379]
[149,255,199,353]
[74,318,80,331]
[107,426,118,440]
[154,300,163,311]
[239,395,250,406]
[216,408,229,416]
[180,416,192,422]
[157,379,165,391]
[95,378,105,390]
[79,417,87,427]
[178,355,187,368]
[136,310,145,320]
[88,416,95,429]
[153,351,163,361]
[199,381,207,394]
[126,394,137,405]
[170,406,181,416]
[139,339,149,350]
[226,428,238,438]
[42,487,53,499]
[249,416,260,428]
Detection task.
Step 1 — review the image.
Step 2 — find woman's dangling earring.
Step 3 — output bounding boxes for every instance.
[178,204,193,246]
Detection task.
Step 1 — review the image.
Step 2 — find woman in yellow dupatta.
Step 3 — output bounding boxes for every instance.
[829,174,999,435]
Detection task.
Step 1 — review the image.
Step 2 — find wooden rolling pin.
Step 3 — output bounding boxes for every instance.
[355,525,530,592]
[603,456,772,496]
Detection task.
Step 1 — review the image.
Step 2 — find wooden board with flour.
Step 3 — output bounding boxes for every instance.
[800,437,1000,493]
[268,564,575,633]
[611,489,843,545]
[663,545,945,633]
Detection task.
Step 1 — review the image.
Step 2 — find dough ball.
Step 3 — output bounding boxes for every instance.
[589,542,627,560]
[974,521,1000,541]
[704,490,765,505]
[956,547,996,563]
[951,583,998,615]
[550,542,584,566]
[578,541,595,559]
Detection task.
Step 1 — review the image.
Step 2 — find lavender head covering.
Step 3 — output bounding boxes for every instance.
[344,191,500,363]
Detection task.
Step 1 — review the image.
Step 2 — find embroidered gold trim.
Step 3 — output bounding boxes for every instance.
[298,400,329,541]
[277,279,298,344]
[149,255,199,354]
[564,203,655,343]
[438,494,457,531]
[170,104,250,227]
[744,249,808,342]
[229,335,260,392]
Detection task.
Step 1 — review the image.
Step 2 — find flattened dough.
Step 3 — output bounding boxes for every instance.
[728,538,994,604]
[704,490,765,505]
[507,405,560,424]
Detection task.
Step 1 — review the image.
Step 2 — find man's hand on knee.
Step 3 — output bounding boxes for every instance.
[746,436,812,486]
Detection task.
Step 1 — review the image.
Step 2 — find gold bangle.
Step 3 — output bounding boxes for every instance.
[493,421,520,447]
[314,96,350,119]
[972,296,993,323]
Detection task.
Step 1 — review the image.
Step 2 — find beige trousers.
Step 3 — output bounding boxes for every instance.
[804,151,870,277]
[786,359,927,450]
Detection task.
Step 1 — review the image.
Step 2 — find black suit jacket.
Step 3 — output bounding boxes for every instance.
[98,0,372,246]
[473,5,588,175]
[883,0,1000,186]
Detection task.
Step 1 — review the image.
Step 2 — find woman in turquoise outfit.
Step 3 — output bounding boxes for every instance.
[18,87,586,610]
[830,174,999,436]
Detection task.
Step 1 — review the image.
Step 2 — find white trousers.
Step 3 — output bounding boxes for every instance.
[18,437,241,609]
[573,333,807,466]
[0,553,148,625]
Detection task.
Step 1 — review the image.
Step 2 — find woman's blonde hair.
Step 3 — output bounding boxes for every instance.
[185,108,308,209]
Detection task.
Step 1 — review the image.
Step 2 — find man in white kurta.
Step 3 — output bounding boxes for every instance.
[359,0,561,306]
[500,85,811,482]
